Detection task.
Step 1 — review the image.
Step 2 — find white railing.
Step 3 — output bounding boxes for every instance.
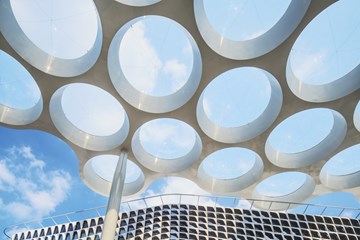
[3,193,360,239]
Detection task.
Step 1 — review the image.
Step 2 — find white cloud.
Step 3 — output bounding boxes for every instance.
[7,145,46,169]
[120,21,161,95]
[124,177,251,212]
[124,177,209,201]
[22,171,71,219]
[140,120,196,159]
[162,59,188,92]
[19,146,46,169]
[141,177,253,209]
[122,177,212,210]
[158,177,209,195]
[236,199,255,209]
[140,121,177,145]
[182,42,192,56]
[25,190,56,214]
[0,160,16,189]
[291,48,329,84]
[0,146,72,221]
[7,202,33,220]
[340,210,357,218]
[49,172,71,201]
[143,177,215,207]
[120,21,190,96]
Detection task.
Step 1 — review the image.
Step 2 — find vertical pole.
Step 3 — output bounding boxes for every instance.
[101,149,128,240]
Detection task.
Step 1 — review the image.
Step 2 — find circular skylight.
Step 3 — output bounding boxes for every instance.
[194,0,310,59]
[108,15,202,113]
[115,0,161,7]
[2,0,360,209]
[197,147,263,193]
[83,154,144,196]
[252,172,315,210]
[203,0,290,41]
[197,67,282,143]
[61,84,125,136]
[132,118,202,173]
[266,108,347,168]
[50,83,129,151]
[355,101,360,132]
[0,50,42,125]
[287,0,360,102]
[320,144,360,189]
[0,0,102,77]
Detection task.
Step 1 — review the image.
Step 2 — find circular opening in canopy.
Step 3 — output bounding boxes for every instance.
[320,144,360,189]
[120,16,193,97]
[61,84,125,136]
[266,108,347,168]
[198,147,263,193]
[132,118,202,173]
[256,172,307,198]
[0,50,42,125]
[203,0,291,41]
[50,83,129,151]
[194,0,310,59]
[115,0,161,7]
[252,172,315,210]
[84,154,144,196]
[197,67,282,143]
[108,15,202,113]
[0,0,102,76]
[287,0,360,102]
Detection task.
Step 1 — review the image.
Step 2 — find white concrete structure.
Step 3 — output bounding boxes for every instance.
[0,0,359,211]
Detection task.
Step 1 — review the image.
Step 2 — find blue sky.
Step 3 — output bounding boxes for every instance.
[0,126,211,233]
[1,125,360,235]
[0,126,107,230]
[1,0,360,238]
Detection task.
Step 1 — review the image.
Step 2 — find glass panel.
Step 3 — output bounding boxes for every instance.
[61,83,126,136]
[197,66,282,143]
[255,172,307,197]
[139,118,196,159]
[0,50,41,110]
[10,0,98,59]
[202,67,272,128]
[120,16,193,96]
[203,0,291,41]
[201,147,257,180]
[289,0,360,84]
[321,144,360,176]
[267,108,334,153]
[91,155,143,183]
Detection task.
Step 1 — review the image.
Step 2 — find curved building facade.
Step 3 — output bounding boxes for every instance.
[8,194,360,240]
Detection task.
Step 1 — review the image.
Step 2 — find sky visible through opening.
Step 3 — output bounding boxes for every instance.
[1,0,360,236]
[1,126,360,233]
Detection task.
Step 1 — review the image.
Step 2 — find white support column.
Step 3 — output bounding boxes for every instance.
[101,149,128,240]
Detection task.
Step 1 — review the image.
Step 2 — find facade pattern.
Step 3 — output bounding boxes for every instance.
[12,204,360,240]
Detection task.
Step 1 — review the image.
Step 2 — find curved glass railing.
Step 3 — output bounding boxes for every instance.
[3,193,360,239]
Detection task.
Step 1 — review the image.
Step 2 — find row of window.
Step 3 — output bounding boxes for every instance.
[13,204,360,240]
